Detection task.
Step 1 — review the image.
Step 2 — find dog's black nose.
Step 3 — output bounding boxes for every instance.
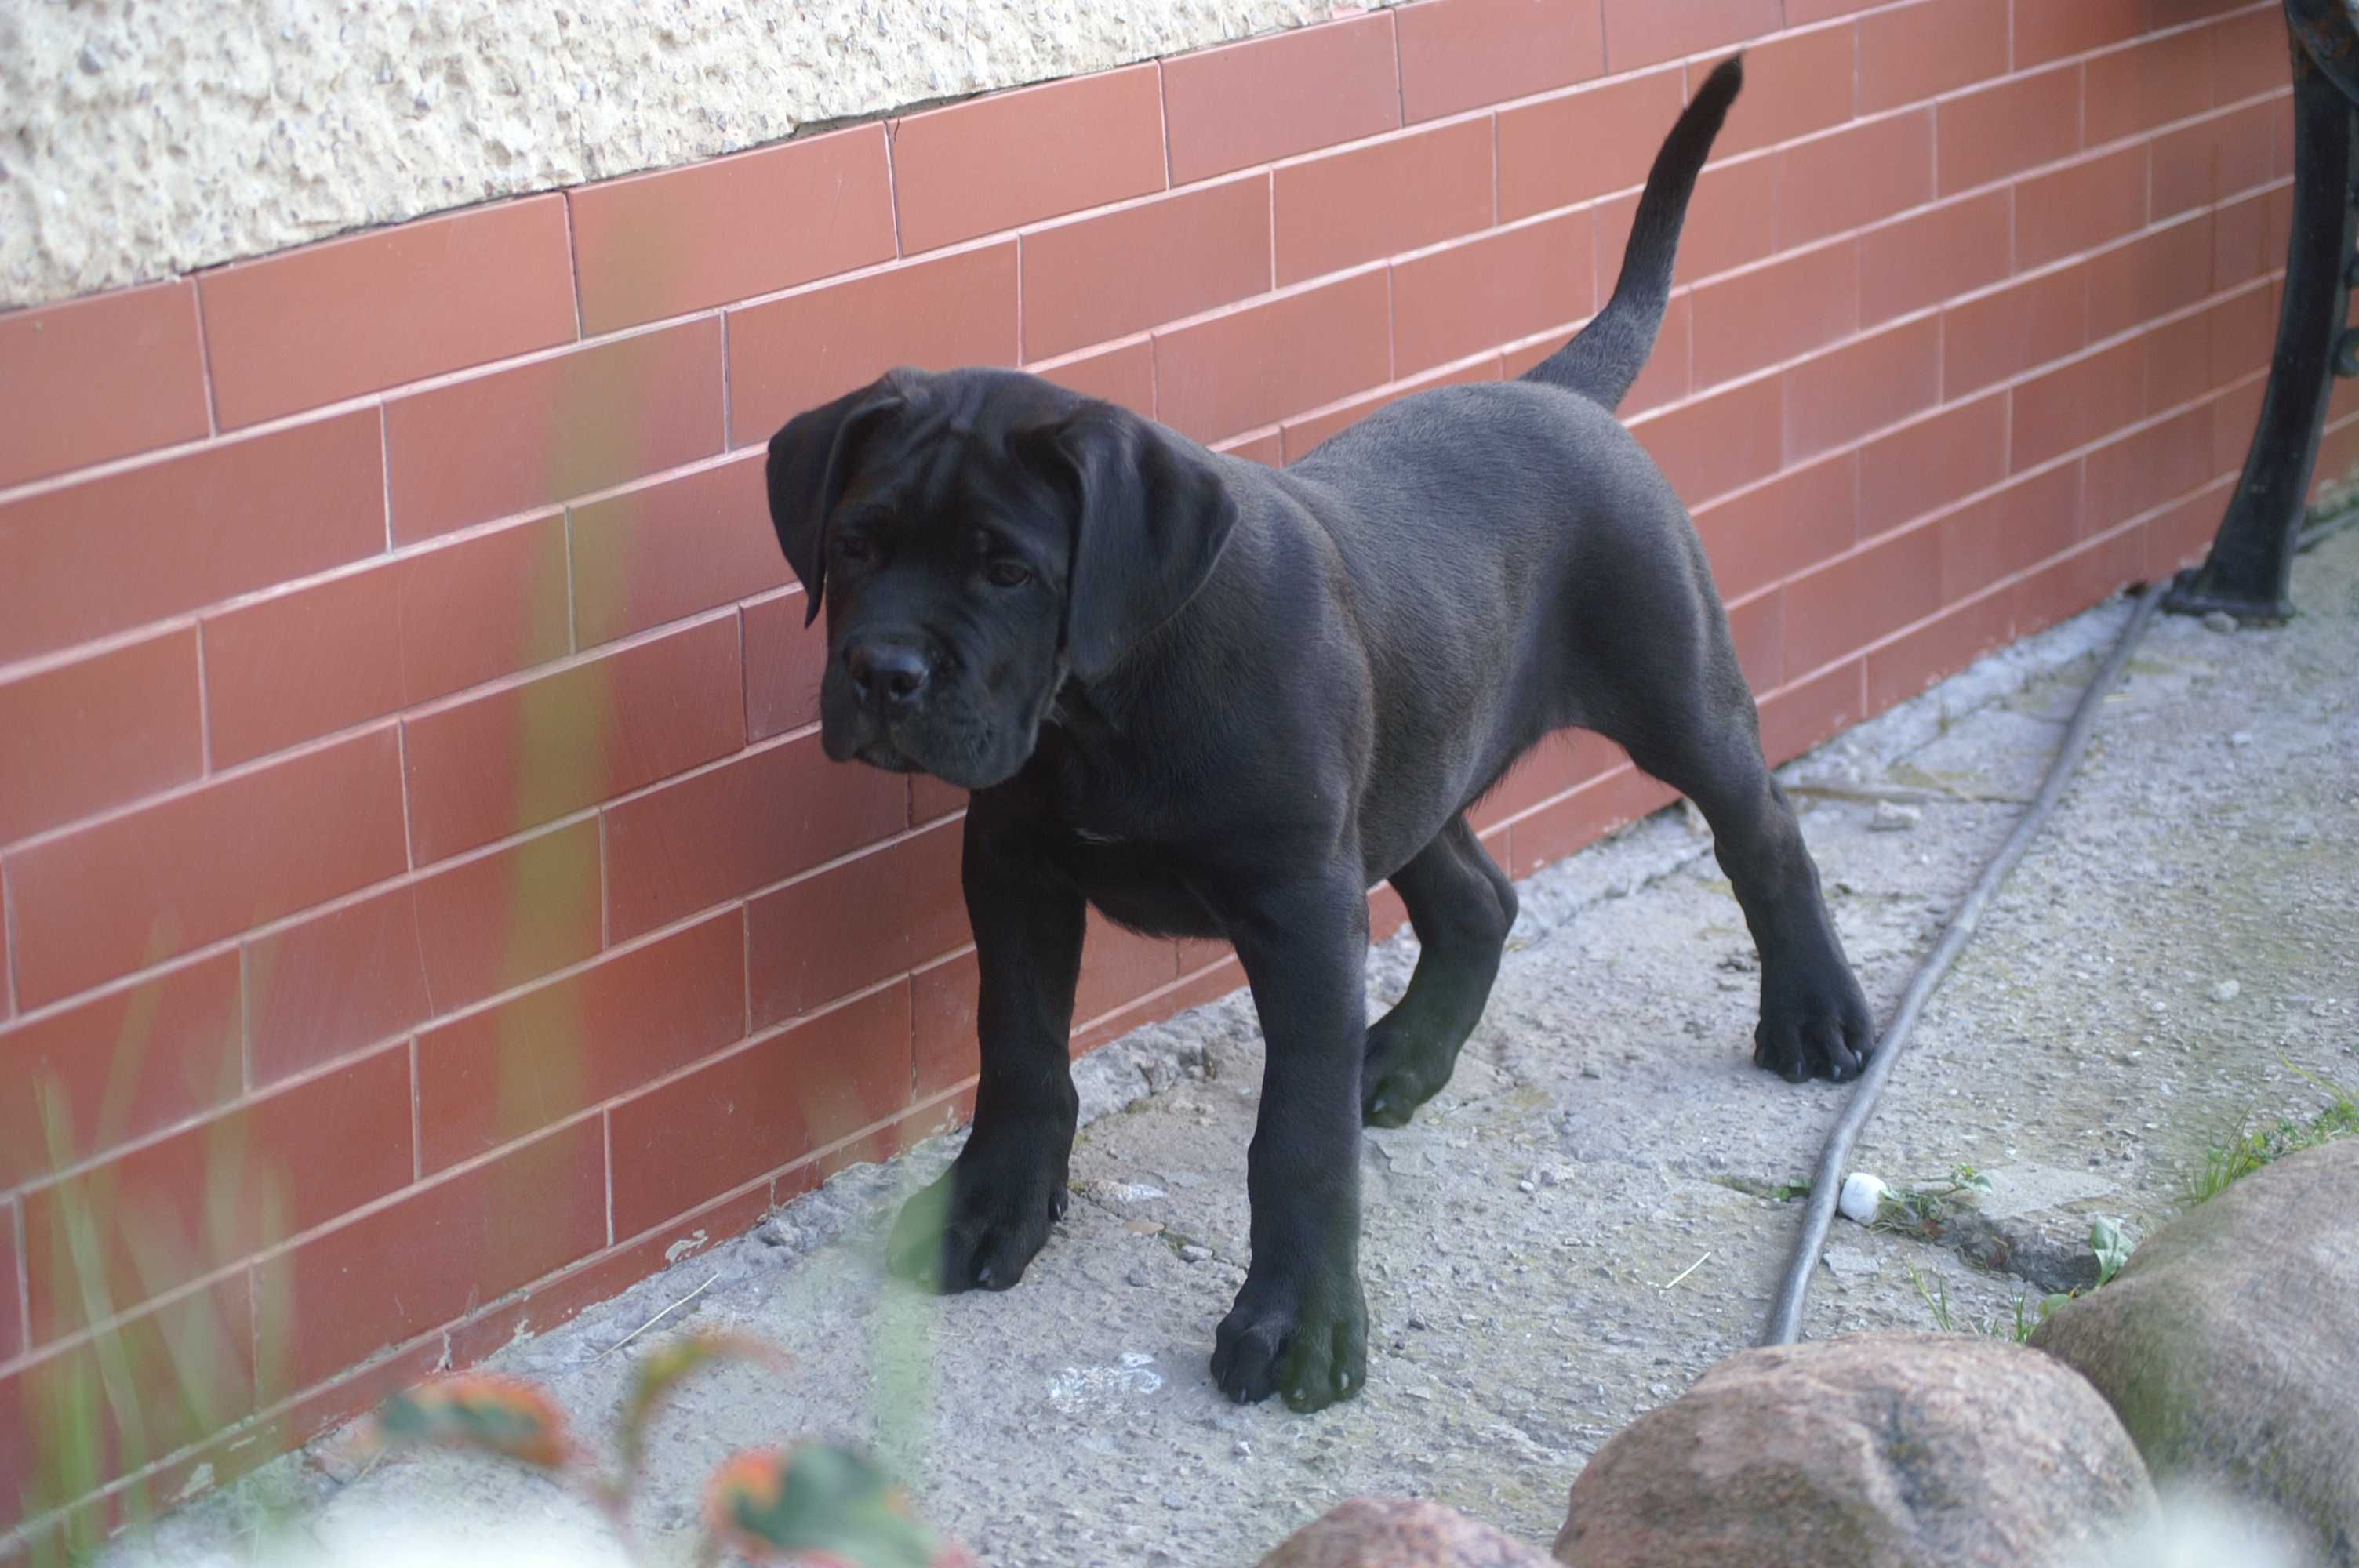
[846,641,930,708]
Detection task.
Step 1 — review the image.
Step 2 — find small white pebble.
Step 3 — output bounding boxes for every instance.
[1837,1172,1889,1224]
[1870,801,1922,832]
[2202,610,2237,634]
[2210,979,2241,1004]
[2230,731,2254,748]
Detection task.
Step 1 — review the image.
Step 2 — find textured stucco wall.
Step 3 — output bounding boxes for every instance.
[2,0,1405,310]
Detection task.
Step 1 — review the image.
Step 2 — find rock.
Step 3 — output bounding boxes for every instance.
[1820,1243,1880,1281]
[1870,801,1922,832]
[2208,979,2241,1003]
[1837,1171,1889,1224]
[1259,1498,1558,1567]
[2204,611,2238,634]
[1553,1331,2154,1568]
[2031,1141,2359,1563]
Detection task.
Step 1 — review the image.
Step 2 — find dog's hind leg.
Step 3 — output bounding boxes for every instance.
[1594,623,1875,1083]
[1361,816,1519,1127]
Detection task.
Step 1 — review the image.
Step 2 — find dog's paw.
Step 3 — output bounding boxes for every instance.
[1210,1276,1369,1413]
[886,1143,1068,1294]
[1753,953,1876,1083]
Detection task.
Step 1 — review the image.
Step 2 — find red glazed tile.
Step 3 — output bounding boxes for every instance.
[0,954,243,1189]
[2012,339,2146,470]
[1757,659,1864,765]
[600,732,908,942]
[0,630,202,846]
[202,198,576,428]
[401,614,743,864]
[1161,14,1404,182]
[2152,102,2279,219]
[569,452,781,648]
[1858,390,2010,539]
[2086,214,2216,341]
[2085,29,2215,147]
[243,887,428,1085]
[1859,189,2012,325]
[1865,586,2015,710]
[2210,9,2292,105]
[608,985,911,1238]
[384,319,722,544]
[1497,67,1686,220]
[2012,0,2147,69]
[1943,263,2090,397]
[1939,460,2086,596]
[741,592,830,742]
[1628,375,1786,506]
[2084,404,2217,532]
[1776,111,1936,250]
[1021,175,1272,363]
[1601,0,1780,72]
[415,909,744,1171]
[1154,270,1394,441]
[1937,64,2082,194]
[911,950,982,1100]
[1393,212,1594,376]
[0,282,208,488]
[894,67,1166,255]
[252,1116,605,1392]
[1275,119,1496,285]
[1395,0,1606,122]
[749,820,969,1027]
[1782,315,1942,459]
[1690,450,1859,601]
[2016,146,2150,270]
[0,1205,17,1363]
[5,728,408,1009]
[410,818,604,1014]
[23,1044,411,1340]
[1715,24,1858,158]
[1689,241,1859,389]
[1782,523,1945,675]
[569,127,895,333]
[201,513,572,766]
[2010,516,2145,635]
[1032,338,1159,416]
[0,410,385,668]
[1856,0,2011,114]
[726,242,1019,446]
[1076,911,1184,1025]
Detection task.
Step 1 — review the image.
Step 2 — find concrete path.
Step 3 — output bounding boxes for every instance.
[100,527,2359,1567]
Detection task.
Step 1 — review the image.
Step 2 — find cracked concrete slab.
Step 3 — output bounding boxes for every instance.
[83,526,2359,1568]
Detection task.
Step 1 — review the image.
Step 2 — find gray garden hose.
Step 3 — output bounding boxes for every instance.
[1761,578,2169,1346]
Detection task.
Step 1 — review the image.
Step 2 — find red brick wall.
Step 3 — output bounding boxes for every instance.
[0,0,2340,1550]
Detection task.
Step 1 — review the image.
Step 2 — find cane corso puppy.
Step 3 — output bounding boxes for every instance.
[763,56,1871,1411]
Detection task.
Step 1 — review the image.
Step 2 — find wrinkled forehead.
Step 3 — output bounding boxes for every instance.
[841,412,1067,553]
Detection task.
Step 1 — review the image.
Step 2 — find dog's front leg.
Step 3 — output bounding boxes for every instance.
[1212,869,1372,1412]
[888,801,1083,1293]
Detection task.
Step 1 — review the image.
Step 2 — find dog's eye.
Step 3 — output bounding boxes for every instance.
[986,560,1033,589]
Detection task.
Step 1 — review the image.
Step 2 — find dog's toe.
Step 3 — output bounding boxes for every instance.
[1212,1283,1369,1412]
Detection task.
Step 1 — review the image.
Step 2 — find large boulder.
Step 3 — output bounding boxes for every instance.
[1554,1330,2153,1568]
[1258,1498,1558,1566]
[2032,1138,2359,1565]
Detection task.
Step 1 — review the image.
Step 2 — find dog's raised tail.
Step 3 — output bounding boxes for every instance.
[1521,55,1743,410]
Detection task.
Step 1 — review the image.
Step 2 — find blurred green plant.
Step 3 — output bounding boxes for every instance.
[358,1331,969,1566]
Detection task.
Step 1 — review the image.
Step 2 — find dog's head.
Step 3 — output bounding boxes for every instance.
[765,368,1239,789]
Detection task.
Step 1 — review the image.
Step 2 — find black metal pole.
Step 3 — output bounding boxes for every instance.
[2168,9,2359,621]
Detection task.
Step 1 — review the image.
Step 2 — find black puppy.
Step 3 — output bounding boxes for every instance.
[764,56,1870,1411]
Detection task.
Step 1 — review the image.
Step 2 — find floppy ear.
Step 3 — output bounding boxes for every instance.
[1020,405,1240,681]
[765,376,908,626]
